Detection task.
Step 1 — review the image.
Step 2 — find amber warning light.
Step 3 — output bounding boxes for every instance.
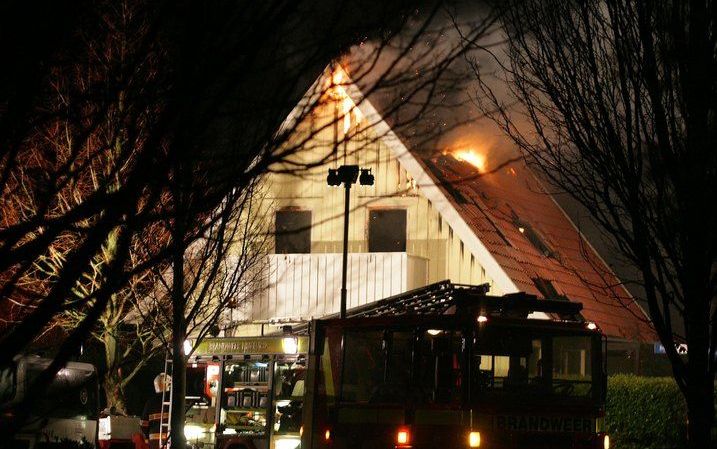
[468,431,481,447]
[396,428,411,447]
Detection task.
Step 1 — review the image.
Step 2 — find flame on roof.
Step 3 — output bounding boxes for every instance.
[453,149,486,173]
[328,66,361,134]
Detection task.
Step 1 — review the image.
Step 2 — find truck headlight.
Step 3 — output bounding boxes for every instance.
[274,437,301,449]
[184,424,205,440]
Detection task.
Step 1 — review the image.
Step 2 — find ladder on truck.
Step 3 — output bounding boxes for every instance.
[159,354,173,448]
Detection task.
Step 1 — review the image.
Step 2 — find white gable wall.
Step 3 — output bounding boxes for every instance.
[231,69,520,324]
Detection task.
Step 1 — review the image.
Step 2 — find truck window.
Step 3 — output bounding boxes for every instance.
[340,330,383,403]
[273,357,305,435]
[472,330,595,398]
[27,365,98,420]
[0,364,15,403]
[338,328,464,405]
[553,335,592,396]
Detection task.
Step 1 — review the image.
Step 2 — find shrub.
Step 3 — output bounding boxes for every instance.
[606,375,687,449]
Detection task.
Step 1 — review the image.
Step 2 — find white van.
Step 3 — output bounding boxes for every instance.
[1,355,99,448]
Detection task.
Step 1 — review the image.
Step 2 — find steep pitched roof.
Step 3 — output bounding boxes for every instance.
[422,155,653,341]
[339,69,653,342]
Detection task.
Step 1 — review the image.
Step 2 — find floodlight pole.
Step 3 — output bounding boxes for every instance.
[327,165,374,319]
[340,183,351,319]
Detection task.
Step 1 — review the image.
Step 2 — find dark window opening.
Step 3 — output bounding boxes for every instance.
[275,210,311,254]
[369,209,407,252]
[532,277,568,301]
[514,220,557,259]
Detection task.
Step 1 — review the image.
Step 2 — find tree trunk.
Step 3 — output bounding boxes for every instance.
[169,184,187,448]
[170,325,186,449]
[103,329,127,414]
[685,380,714,449]
[103,369,127,414]
[684,305,715,449]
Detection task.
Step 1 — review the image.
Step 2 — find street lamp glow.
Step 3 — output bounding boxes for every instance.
[282,336,298,354]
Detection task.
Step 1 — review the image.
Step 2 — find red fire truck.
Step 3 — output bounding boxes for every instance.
[300,282,609,449]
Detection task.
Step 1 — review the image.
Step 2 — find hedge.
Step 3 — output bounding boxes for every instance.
[606,375,689,449]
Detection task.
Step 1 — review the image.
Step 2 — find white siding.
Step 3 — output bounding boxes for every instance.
[234,253,427,321]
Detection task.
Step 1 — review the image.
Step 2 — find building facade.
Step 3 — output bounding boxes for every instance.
[228,67,654,372]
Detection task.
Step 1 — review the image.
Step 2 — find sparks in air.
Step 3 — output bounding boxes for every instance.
[453,149,486,173]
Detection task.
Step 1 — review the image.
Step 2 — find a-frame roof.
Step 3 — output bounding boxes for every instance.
[292,66,653,341]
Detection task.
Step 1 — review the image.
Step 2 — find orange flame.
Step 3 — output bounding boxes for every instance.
[453,149,486,172]
[329,66,361,134]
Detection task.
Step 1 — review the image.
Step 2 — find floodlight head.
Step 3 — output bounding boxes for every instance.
[337,165,359,184]
[359,168,374,186]
[327,168,341,186]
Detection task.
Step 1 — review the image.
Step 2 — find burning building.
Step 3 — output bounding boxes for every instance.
[227,66,655,373]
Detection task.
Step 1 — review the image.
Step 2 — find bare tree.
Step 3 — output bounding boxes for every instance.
[474,1,716,446]
[0,0,496,437]
[135,182,270,447]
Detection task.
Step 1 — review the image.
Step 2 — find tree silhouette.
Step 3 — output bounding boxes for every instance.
[475,1,716,446]
[0,0,495,441]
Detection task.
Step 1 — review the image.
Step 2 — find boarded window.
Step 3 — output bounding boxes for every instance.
[275,210,311,254]
[369,209,407,252]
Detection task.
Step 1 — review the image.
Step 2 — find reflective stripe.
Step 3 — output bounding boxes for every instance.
[149,413,165,420]
[149,433,167,440]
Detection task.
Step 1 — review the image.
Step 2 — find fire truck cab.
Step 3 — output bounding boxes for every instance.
[183,333,308,449]
[300,282,609,449]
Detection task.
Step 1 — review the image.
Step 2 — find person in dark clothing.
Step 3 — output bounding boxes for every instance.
[141,373,170,449]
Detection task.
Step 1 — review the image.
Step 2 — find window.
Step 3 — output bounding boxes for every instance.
[273,357,305,435]
[532,277,568,301]
[275,210,311,254]
[341,330,383,402]
[471,329,594,398]
[368,209,407,252]
[515,219,556,258]
[339,328,462,405]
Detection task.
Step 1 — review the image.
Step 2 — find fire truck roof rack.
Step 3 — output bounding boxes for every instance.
[347,280,488,317]
[289,281,584,334]
[345,280,583,319]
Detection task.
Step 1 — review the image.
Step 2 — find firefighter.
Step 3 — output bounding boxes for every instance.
[141,373,170,449]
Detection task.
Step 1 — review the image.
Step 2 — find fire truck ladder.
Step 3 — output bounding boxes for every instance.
[343,280,583,320]
[159,354,173,448]
[291,280,584,336]
[347,280,490,317]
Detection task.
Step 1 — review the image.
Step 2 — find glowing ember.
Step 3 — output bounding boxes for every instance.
[453,149,486,172]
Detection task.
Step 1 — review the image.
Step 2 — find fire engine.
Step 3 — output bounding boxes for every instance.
[300,282,609,449]
[177,281,608,449]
